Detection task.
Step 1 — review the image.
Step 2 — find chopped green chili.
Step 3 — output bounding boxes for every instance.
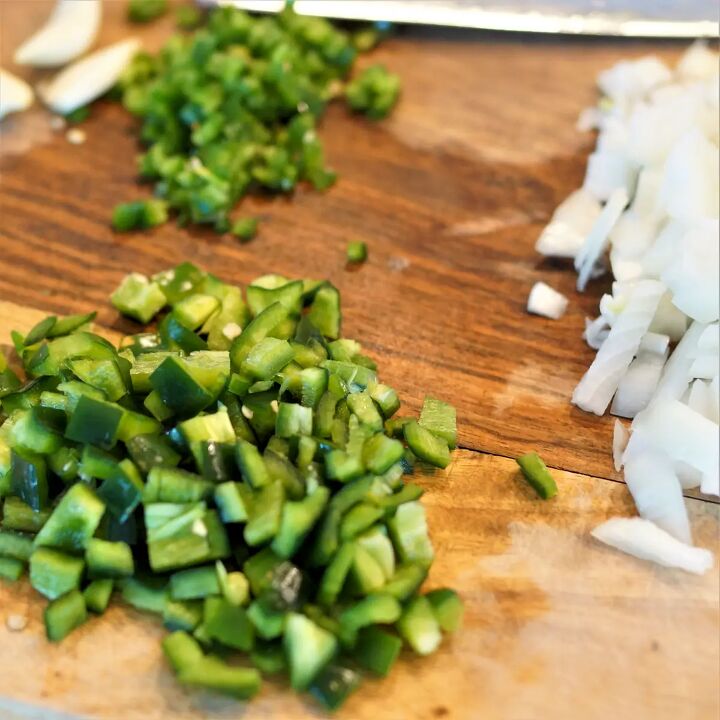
[231,217,258,242]
[0,262,460,712]
[345,64,400,119]
[110,4,398,237]
[128,0,167,23]
[516,451,558,499]
[346,240,368,264]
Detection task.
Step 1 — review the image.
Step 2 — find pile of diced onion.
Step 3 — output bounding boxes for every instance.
[536,43,719,574]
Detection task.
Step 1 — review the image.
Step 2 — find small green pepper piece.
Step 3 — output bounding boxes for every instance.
[231,217,258,241]
[346,241,367,263]
[516,451,558,499]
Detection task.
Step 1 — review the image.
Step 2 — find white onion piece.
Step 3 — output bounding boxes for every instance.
[657,129,719,222]
[591,517,713,575]
[535,189,601,258]
[527,282,568,320]
[610,350,666,419]
[598,290,627,325]
[610,257,643,282]
[697,323,719,352]
[700,469,719,497]
[689,354,718,381]
[584,316,610,350]
[708,375,720,424]
[597,57,672,105]
[640,221,686,281]
[632,399,719,479]
[596,115,628,152]
[688,379,714,420]
[652,320,707,403]
[612,420,629,471]
[0,69,33,120]
[677,42,719,82]
[576,106,603,132]
[623,449,691,543]
[14,0,101,67]
[648,292,688,342]
[42,38,140,115]
[575,187,628,292]
[675,461,702,490]
[662,219,719,324]
[629,167,663,219]
[573,280,665,415]
[583,151,635,203]
[638,332,669,355]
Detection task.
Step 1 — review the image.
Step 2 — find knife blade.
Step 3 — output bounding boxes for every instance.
[198,0,719,38]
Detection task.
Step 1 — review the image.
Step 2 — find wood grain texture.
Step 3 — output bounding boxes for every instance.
[0,1,693,483]
[0,450,718,720]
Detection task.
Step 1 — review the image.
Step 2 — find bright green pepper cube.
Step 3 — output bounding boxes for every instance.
[162,630,204,673]
[387,501,434,567]
[403,420,450,469]
[396,595,441,656]
[354,626,402,676]
[30,547,85,600]
[10,448,48,512]
[86,538,134,579]
[203,596,255,651]
[231,217,258,242]
[34,483,106,553]
[111,272,166,323]
[242,337,294,379]
[0,556,25,581]
[44,589,88,642]
[419,396,457,449]
[84,579,114,614]
[149,356,215,417]
[346,241,367,263]
[426,588,464,632]
[65,395,125,450]
[174,294,220,331]
[178,656,261,699]
[284,612,338,691]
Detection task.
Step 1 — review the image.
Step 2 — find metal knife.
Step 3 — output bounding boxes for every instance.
[199,1,719,38]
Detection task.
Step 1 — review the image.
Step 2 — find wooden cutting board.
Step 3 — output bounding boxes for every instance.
[0,3,718,719]
[0,304,718,720]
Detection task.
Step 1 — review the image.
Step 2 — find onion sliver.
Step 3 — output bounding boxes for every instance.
[572,280,665,415]
[591,517,713,575]
[623,449,691,543]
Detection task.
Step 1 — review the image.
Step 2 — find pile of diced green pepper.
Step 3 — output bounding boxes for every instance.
[113,4,400,235]
[0,263,461,711]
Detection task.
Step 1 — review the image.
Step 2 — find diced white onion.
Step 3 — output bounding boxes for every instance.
[584,316,610,350]
[612,419,629,471]
[573,280,665,415]
[591,517,713,575]
[689,354,718,381]
[677,42,720,81]
[575,187,629,292]
[638,331,669,356]
[623,449,691,543]
[697,323,719,352]
[632,399,719,479]
[651,321,707,403]
[536,45,719,569]
[662,219,719,324]
[527,282,568,320]
[610,349,666,418]
[535,189,601,258]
